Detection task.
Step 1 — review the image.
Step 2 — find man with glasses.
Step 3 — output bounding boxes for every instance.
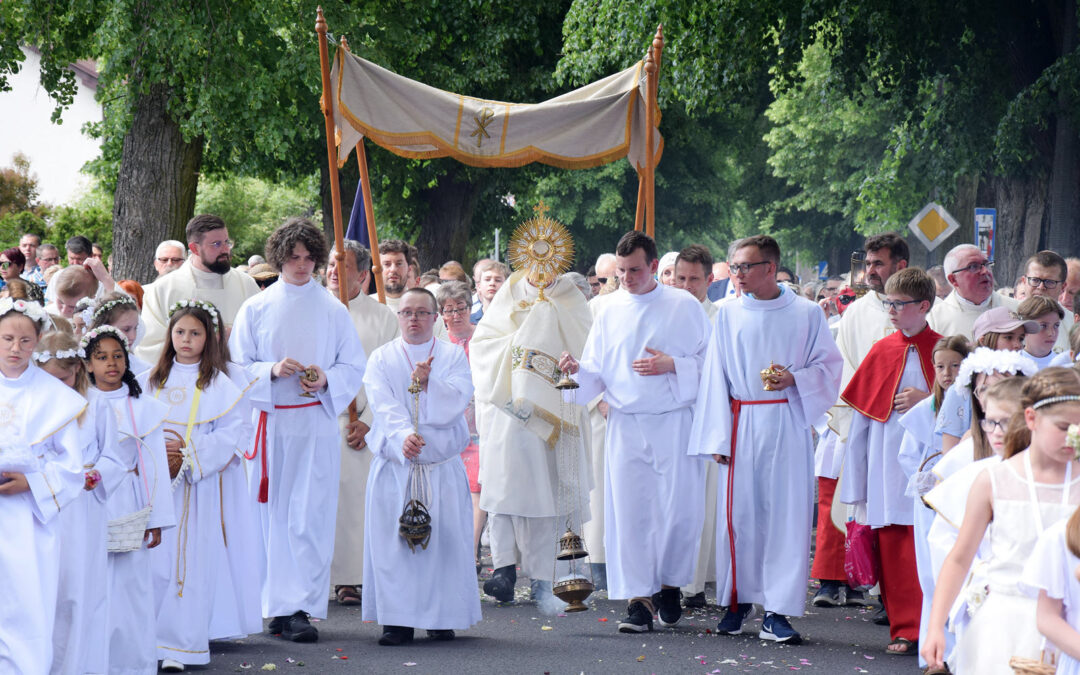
[325,240,399,609]
[1020,250,1074,352]
[152,240,187,278]
[928,243,1018,340]
[136,214,260,364]
[24,243,59,289]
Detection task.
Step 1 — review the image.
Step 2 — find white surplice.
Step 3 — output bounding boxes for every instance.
[688,288,842,616]
[331,288,399,588]
[361,337,482,630]
[0,365,86,675]
[98,386,174,675]
[840,349,926,528]
[471,273,592,578]
[928,290,1018,340]
[228,277,366,619]
[572,282,711,599]
[685,297,719,596]
[143,363,247,665]
[52,389,125,675]
[136,260,259,366]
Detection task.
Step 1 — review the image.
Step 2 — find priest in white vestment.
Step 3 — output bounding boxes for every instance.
[137,215,259,365]
[327,241,399,606]
[559,231,710,634]
[928,244,1017,339]
[471,268,592,608]
[673,246,719,607]
[361,288,482,645]
[688,235,842,645]
[228,218,366,643]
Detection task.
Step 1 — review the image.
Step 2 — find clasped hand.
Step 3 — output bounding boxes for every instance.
[271,358,327,393]
[403,433,425,460]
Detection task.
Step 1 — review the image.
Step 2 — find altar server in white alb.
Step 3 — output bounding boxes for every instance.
[558,231,711,634]
[82,325,175,675]
[0,299,87,675]
[34,331,124,675]
[688,235,842,645]
[143,301,249,671]
[229,218,366,642]
[362,288,482,646]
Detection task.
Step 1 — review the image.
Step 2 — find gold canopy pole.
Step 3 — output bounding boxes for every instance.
[316,8,358,424]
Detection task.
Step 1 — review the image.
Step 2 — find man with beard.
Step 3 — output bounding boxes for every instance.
[136,214,260,364]
[928,243,1017,339]
[372,240,412,311]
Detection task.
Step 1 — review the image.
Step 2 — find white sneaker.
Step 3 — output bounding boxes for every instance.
[161,658,185,672]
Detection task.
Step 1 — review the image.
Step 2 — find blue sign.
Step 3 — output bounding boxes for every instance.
[974,208,996,262]
[817,261,828,280]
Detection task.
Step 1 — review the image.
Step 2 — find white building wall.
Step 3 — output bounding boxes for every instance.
[0,47,102,206]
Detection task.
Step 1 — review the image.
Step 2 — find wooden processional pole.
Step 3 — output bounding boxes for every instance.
[643,24,663,239]
[316,7,358,423]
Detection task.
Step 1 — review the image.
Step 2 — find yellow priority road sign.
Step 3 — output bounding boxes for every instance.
[907,202,961,251]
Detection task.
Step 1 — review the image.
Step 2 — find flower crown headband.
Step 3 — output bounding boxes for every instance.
[91,296,137,324]
[32,347,86,364]
[0,297,50,329]
[953,347,1038,395]
[168,299,220,329]
[79,325,129,354]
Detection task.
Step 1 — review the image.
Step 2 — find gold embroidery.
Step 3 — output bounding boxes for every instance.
[470,107,495,147]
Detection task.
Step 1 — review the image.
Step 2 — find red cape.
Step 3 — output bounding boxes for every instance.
[840,325,941,423]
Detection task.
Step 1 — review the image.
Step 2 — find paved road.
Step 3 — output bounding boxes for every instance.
[200,567,922,674]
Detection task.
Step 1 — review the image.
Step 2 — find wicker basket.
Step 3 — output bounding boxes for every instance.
[107,505,152,553]
[1009,651,1056,675]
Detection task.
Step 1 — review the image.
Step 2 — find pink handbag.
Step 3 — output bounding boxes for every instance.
[844,521,880,591]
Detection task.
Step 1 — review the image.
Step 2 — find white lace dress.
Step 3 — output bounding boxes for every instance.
[951,454,1080,674]
[1021,518,1080,675]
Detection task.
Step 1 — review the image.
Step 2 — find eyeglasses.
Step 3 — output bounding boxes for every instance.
[837,294,856,306]
[157,257,185,264]
[398,310,435,319]
[881,299,920,312]
[729,261,771,275]
[955,260,994,275]
[442,307,469,316]
[1024,275,1062,290]
[979,417,1009,434]
[0,262,11,270]
[596,277,608,284]
[204,239,234,251]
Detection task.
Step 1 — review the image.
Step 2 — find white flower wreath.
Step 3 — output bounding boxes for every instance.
[79,325,130,354]
[0,297,50,328]
[32,347,86,364]
[952,347,1038,395]
[167,299,220,329]
[91,296,137,324]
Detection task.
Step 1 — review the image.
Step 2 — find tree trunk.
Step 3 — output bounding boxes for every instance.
[111,83,204,284]
[1045,0,1080,257]
[977,173,1050,284]
[413,168,480,270]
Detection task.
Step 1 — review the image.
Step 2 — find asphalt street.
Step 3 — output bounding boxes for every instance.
[199,562,922,675]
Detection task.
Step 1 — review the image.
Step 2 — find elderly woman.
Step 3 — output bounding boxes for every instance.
[0,247,26,290]
[435,280,486,572]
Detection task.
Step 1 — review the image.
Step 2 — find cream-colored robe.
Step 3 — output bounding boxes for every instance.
[330,288,399,586]
[472,272,592,521]
[137,261,259,365]
[927,289,1018,341]
[685,296,719,595]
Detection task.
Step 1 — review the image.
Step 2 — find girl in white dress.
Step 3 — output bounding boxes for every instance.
[82,325,174,675]
[923,367,1080,674]
[0,300,86,674]
[36,331,125,675]
[89,292,152,376]
[143,300,248,671]
[1021,499,1080,675]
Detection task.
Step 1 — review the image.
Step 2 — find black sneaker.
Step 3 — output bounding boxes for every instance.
[617,601,654,633]
[655,588,682,627]
[684,591,706,608]
[717,603,757,635]
[426,629,456,641]
[844,586,867,606]
[267,615,286,635]
[280,611,318,642]
[872,606,890,626]
[483,565,517,603]
[811,581,845,607]
[378,625,414,646]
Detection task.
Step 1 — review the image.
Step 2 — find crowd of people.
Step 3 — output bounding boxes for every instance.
[2,214,1080,674]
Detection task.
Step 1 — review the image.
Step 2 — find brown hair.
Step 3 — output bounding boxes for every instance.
[265,218,328,272]
[616,230,658,263]
[972,376,1028,460]
[884,267,936,306]
[54,266,98,300]
[89,291,139,330]
[932,335,971,411]
[185,214,227,244]
[1024,250,1068,282]
[35,330,90,422]
[148,305,228,391]
[474,259,509,278]
[1002,367,1080,459]
[733,235,780,265]
[1017,295,1064,321]
[438,261,469,284]
[676,244,714,275]
[864,232,910,264]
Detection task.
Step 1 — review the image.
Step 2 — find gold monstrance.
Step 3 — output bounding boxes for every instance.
[506,201,575,303]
